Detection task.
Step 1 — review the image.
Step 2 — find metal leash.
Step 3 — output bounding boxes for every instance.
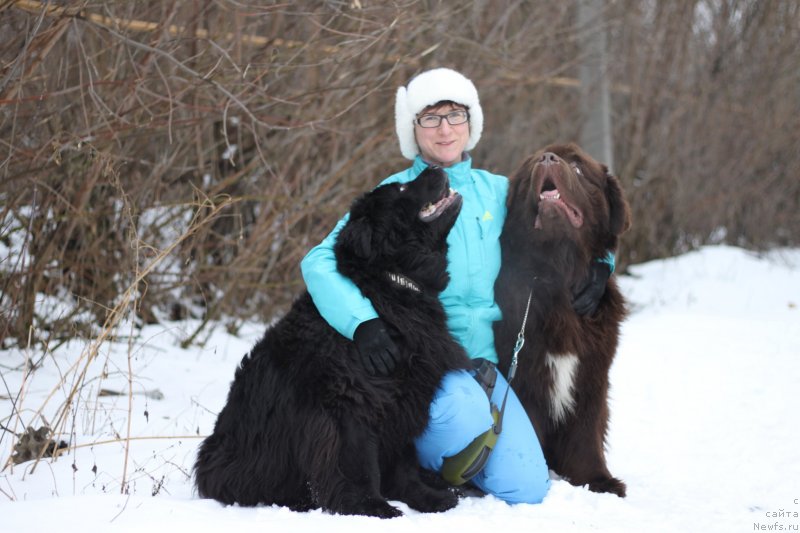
[494,287,534,434]
[507,288,533,383]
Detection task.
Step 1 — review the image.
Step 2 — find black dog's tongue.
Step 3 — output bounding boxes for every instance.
[419,186,459,222]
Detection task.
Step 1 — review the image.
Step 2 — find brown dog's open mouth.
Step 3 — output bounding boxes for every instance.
[419,186,461,222]
[535,177,584,229]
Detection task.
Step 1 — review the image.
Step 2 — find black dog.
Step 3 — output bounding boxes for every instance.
[494,143,630,497]
[194,167,468,517]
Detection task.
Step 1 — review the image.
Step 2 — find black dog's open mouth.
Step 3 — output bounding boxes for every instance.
[419,185,461,222]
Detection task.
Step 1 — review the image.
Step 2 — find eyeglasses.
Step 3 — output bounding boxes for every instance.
[415,110,469,128]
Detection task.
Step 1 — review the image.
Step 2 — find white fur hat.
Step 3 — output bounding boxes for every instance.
[395,68,483,160]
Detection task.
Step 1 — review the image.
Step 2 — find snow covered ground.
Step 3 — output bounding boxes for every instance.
[1,245,799,532]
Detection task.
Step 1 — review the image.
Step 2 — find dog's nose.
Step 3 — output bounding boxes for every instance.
[539,152,559,165]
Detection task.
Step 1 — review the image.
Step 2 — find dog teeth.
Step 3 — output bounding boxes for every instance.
[421,189,457,218]
[540,192,561,200]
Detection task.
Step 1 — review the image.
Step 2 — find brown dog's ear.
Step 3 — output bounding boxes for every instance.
[604,168,632,237]
[507,157,536,214]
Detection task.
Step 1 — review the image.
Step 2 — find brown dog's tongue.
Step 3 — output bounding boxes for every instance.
[535,189,559,229]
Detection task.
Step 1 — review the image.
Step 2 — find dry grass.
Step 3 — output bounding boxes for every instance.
[1,1,798,346]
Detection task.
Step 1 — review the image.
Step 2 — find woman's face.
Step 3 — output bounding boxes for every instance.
[414,103,470,167]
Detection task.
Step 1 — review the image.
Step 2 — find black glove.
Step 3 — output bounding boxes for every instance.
[353,318,401,376]
[571,261,611,316]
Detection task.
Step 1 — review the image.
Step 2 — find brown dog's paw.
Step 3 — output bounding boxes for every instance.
[588,476,627,498]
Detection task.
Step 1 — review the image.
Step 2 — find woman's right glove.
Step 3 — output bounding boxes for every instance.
[353,318,400,376]
[571,260,611,316]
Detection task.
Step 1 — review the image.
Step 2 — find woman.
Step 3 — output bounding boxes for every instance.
[301,68,610,504]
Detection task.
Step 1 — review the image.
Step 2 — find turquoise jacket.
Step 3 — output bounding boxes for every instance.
[301,155,508,364]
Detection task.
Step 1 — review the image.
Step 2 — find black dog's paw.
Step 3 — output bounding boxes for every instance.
[333,497,403,519]
[588,476,627,498]
[403,486,459,513]
[452,484,487,499]
[364,500,404,519]
[417,468,485,500]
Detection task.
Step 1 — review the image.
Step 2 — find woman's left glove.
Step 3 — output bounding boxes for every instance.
[353,318,400,376]
[571,261,611,316]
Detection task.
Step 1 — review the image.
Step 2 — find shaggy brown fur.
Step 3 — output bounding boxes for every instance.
[494,143,631,497]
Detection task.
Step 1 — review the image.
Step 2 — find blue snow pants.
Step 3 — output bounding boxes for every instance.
[414,367,551,504]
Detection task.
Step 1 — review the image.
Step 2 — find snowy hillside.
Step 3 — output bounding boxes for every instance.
[1,245,799,532]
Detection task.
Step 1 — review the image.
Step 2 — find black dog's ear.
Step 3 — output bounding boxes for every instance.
[604,167,632,237]
[337,214,373,260]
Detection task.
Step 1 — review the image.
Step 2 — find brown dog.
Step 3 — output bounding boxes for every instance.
[494,143,631,497]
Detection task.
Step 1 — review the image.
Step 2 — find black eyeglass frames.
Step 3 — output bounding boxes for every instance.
[415,110,469,128]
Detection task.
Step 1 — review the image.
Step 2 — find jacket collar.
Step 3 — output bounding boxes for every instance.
[413,154,475,186]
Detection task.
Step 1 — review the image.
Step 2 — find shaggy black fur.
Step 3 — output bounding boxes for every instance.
[194,167,469,518]
[494,143,631,497]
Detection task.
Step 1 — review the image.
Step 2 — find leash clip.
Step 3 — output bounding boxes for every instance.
[509,333,524,381]
[513,332,525,355]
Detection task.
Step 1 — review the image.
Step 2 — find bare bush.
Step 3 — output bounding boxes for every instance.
[1,0,798,348]
[608,0,800,261]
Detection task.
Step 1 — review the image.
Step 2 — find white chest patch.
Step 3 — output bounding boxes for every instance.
[545,353,579,424]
